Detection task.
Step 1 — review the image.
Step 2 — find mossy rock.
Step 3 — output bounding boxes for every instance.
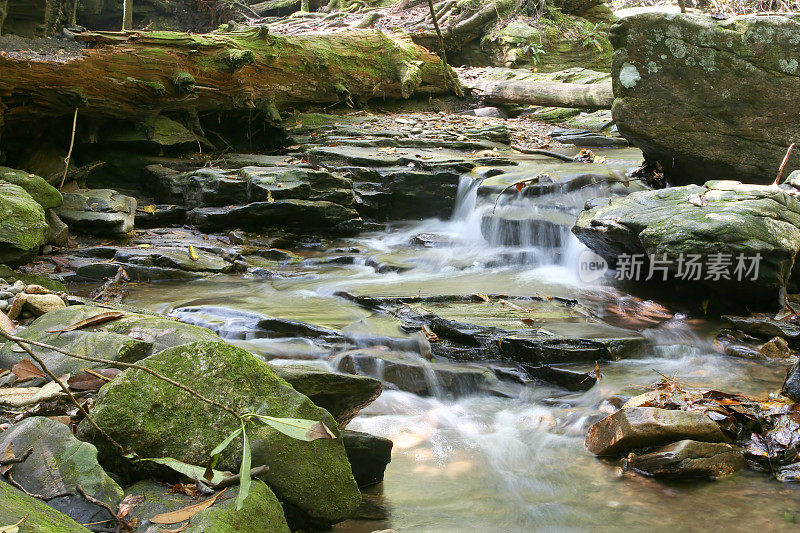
[0,418,123,525]
[0,264,67,292]
[0,483,91,533]
[0,167,62,209]
[78,341,361,525]
[0,304,219,373]
[0,182,48,266]
[124,479,290,533]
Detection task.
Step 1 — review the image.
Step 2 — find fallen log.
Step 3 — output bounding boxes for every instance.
[464,78,613,109]
[0,27,454,129]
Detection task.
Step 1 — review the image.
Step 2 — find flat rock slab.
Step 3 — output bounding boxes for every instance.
[629,439,745,479]
[57,189,136,235]
[585,407,729,455]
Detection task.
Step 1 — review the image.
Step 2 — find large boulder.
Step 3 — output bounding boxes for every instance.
[573,180,800,307]
[77,341,361,526]
[609,13,800,185]
[628,440,745,479]
[0,417,124,525]
[57,189,136,235]
[0,483,91,533]
[0,181,49,266]
[0,304,220,375]
[124,479,290,533]
[585,407,729,455]
[0,167,62,209]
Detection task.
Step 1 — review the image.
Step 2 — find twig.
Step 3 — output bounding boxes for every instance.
[59,108,79,190]
[0,330,242,422]
[511,144,575,162]
[0,331,126,456]
[77,484,120,528]
[426,0,462,98]
[0,448,33,466]
[773,142,796,185]
[5,472,74,501]
[491,173,544,213]
[209,465,270,490]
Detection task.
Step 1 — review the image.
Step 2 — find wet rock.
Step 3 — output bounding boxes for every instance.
[781,359,800,403]
[585,407,729,456]
[57,189,136,235]
[272,364,382,428]
[0,483,91,533]
[23,293,67,315]
[0,304,218,375]
[481,208,574,247]
[133,204,187,228]
[628,440,745,479]
[45,209,70,246]
[0,417,123,526]
[342,430,393,488]
[336,348,498,397]
[760,336,792,359]
[521,364,597,391]
[0,166,62,209]
[573,181,800,308]
[0,181,49,266]
[78,341,360,526]
[722,314,800,344]
[124,479,290,533]
[610,13,800,185]
[550,130,628,147]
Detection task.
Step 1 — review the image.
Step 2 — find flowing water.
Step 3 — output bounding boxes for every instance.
[124,152,800,532]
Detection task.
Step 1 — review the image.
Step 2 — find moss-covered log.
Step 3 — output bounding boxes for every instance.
[0,27,454,129]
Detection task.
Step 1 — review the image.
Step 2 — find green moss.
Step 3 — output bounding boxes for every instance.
[0,265,66,292]
[0,484,92,533]
[0,182,48,265]
[0,167,62,209]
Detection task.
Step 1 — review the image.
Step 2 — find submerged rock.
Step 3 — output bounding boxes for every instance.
[0,417,123,526]
[124,479,291,533]
[0,483,91,533]
[610,13,800,185]
[628,440,745,479]
[573,181,800,307]
[272,364,382,428]
[78,341,360,525]
[0,181,48,266]
[585,407,729,456]
[57,189,136,235]
[342,430,393,488]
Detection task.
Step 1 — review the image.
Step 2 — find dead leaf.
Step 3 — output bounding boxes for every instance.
[515,182,524,192]
[169,483,200,497]
[421,325,438,342]
[11,359,45,382]
[137,205,157,214]
[161,523,189,533]
[0,312,16,335]
[68,368,121,391]
[1,444,14,475]
[149,489,227,524]
[188,245,199,262]
[266,190,275,203]
[0,514,28,533]
[471,294,490,302]
[118,494,145,519]
[45,312,126,333]
[521,318,536,326]
[306,421,336,440]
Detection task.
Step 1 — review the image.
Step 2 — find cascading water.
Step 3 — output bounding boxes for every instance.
[125,153,796,533]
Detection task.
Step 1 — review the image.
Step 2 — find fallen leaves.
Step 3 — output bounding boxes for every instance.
[11,359,45,382]
[421,324,439,342]
[0,312,16,335]
[45,311,126,333]
[149,489,227,524]
[117,494,145,519]
[67,368,121,391]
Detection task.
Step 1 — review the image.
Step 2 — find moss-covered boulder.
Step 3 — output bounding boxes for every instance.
[272,364,382,427]
[124,479,290,533]
[572,180,800,308]
[610,13,800,185]
[78,341,361,525]
[0,167,62,209]
[0,265,67,292]
[0,182,48,266]
[0,418,123,525]
[0,304,219,374]
[0,483,91,533]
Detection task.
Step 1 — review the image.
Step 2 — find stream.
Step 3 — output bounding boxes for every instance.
[121,148,799,533]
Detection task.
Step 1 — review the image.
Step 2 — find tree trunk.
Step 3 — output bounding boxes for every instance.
[122,0,133,30]
[0,28,454,129]
[464,78,613,109]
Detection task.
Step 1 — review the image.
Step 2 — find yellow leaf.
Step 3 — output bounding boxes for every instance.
[266,190,275,204]
[188,245,199,262]
[0,514,28,533]
[149,489,226,525]
[137,244,151,248]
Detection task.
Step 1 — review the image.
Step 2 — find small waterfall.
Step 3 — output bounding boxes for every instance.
[452,174,482,221]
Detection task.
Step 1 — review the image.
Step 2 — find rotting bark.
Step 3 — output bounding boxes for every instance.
[464,77,613,109]
[0,27,453,129]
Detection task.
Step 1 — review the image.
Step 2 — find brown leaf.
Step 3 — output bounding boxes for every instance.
[161,523,189,533]
[149,489,227,524]
[306,421,336,441]
[421,324,438,342]
[169,483,199,497]
[68,369,122,391]
[515,182,524,192]
[11,359,45,382]
[118,494,145,519]
[1,444,14,475]
[0,312,16,335]
[45,312,126,333]
[471,293,490,302]
[521,318,536,326]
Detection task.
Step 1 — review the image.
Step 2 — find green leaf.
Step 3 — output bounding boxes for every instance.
[207,426,243,481]
[235,426,252,511]
[139,457,233,486]
[248,414,336,441]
